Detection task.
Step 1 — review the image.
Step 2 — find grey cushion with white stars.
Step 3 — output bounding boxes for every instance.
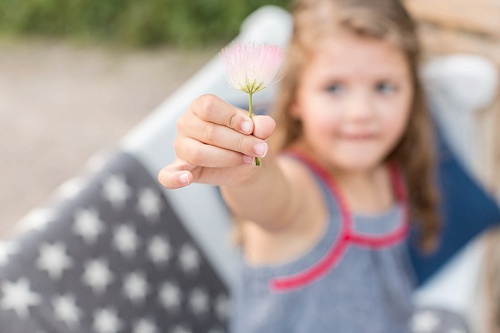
[0,151,229,333]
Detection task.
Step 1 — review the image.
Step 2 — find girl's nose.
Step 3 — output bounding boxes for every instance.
[344,93,375,122]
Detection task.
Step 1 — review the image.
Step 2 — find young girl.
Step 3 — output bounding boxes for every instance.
[159,0,441,331]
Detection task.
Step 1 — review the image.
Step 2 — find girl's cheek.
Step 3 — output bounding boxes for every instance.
[318,107,341,124]
[312,115,338,134]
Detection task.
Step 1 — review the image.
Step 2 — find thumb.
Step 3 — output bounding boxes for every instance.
[158,160,194,189]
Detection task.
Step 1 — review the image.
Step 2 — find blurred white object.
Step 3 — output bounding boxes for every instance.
[421,55,499,179]
[239,5,292,48]
[423,55,498,112]
[412,235,485,332]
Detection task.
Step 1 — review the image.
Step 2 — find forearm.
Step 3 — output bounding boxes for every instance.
[220,155,294,231]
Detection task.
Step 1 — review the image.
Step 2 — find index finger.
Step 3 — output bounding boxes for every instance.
[190,94,254,135]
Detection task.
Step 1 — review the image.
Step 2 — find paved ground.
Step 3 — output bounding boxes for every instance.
[0,38,218,238]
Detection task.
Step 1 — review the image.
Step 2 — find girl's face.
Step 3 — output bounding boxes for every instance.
[292,33,413,174]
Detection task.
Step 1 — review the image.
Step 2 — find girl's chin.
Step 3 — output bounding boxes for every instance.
[325,155,383,173]
[299,143,384,172]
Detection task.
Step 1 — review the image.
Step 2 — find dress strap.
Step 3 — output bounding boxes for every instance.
[388,163,408,204]
[270,149,410,292]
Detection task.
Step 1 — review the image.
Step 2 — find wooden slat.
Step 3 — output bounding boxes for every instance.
[418,24,500,67]
[405,0,500,37]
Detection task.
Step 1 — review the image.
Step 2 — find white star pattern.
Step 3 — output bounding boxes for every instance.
[82,259,114,294]
[73,208,105,244]
[93,307,123,333]
[56,177,88,201]
[0,278,41,318]
[113,224,140,258]
[18,208,56,232]
[0,164,233,331]
[172,325,192,333]
[123,271,149,305]
[87,152,111,171]
[102,174,131,209]
[189,288,209,315]
[159,281,182,311]
[215,294,230,320]
[178,244,200,274]
[0,241,18,266]
[411,310,441,332]
[36,242,73,279]
[136,188,162,221]
[52,294,82,327]
[147,236,171,265]
[133,318,159,333]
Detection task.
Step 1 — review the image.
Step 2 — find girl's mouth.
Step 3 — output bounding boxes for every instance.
[340,133,376,140]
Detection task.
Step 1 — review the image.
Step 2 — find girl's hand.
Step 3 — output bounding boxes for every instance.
[158,94,276,189]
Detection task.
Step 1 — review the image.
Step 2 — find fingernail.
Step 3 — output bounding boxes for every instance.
[253,142,267,157]
[243,155,254,164]
[179,172,190,185]
[241,121,252,133]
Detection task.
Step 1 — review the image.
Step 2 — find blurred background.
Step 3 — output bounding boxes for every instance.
[0,0,498,237]
[0,0,290,237]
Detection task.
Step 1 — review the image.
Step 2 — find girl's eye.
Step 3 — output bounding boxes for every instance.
[325,83,345,94]
[376,82,397,94]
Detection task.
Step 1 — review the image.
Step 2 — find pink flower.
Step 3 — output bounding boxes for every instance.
[220,42,285,95]
[220,42,284,166]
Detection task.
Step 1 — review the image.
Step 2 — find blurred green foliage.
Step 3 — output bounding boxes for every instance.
[0,0,291,47]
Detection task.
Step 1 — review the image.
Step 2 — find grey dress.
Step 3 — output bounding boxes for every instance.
[230,152,415,333]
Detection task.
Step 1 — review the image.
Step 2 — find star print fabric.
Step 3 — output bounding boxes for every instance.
[0,152,229,333]
[410,307,471,333]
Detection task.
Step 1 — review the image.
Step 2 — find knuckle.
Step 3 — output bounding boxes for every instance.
[236,135,247,152]
[185,145,204,165]
[202,123,216,143]
[227,111,239,129]
[174,139,201,165]
[194,94,217,119]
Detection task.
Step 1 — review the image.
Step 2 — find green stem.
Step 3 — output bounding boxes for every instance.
[248,93,260,166]
[248,92,253,118]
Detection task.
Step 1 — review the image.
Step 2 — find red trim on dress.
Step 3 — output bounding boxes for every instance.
[270,151,409,292]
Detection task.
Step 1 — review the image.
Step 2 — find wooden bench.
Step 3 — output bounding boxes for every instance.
[405,0,500,66]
